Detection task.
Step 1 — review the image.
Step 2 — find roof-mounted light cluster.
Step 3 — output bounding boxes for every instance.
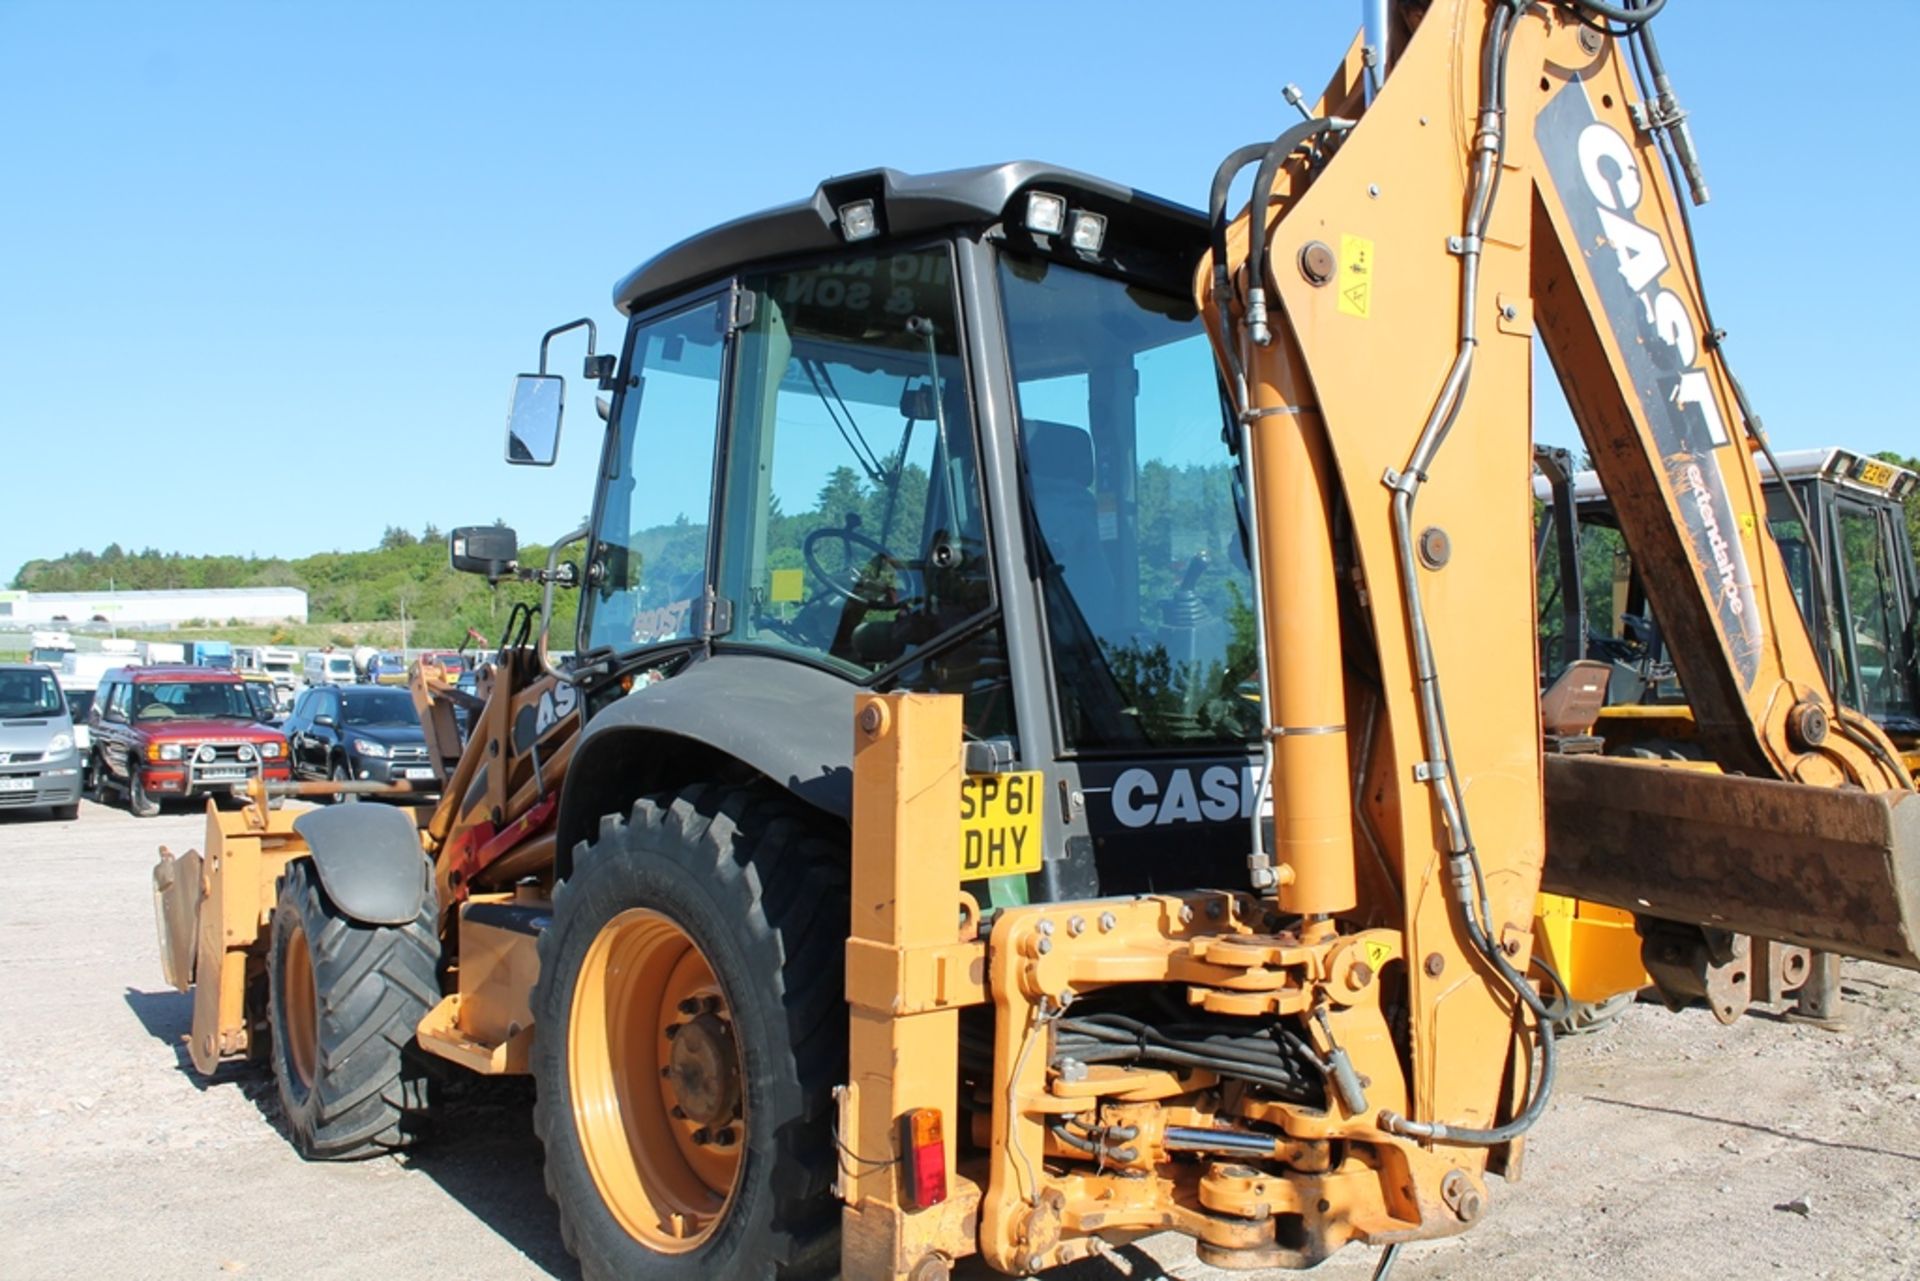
[837,199,879,242]
[1022,190,1107,257]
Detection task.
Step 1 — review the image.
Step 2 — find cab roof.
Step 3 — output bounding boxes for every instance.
[113,665,241,682]
[613,161,1207,317]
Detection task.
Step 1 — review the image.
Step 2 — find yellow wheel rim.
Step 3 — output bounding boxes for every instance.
[570,908,745,1253]
[282,926,319,1092]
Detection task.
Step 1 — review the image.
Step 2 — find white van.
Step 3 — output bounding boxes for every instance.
[0,663,81,820]
[303,651,356,686]
[58,652,142,753]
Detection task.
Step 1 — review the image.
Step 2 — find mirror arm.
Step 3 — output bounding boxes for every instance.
[537,525,591,678]
[537,318,597,376]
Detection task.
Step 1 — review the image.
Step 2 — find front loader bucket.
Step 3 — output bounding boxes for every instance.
[1543,756,1920,969]
[153,799,312,1075]
[153,846,204,992]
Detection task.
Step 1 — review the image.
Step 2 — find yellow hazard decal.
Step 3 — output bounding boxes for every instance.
[1364,939,1393,970]
[770,567,805,602]
[1337,234,1374,318]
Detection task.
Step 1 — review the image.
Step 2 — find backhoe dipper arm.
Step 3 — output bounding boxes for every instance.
[1199,0,1918,1184]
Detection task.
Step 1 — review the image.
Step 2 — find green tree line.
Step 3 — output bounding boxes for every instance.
[9,524,579,651]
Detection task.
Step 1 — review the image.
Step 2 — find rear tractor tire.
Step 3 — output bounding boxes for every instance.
[267,858,438,1159]
[532,784,847,1281]
[1553,990,1636,1037]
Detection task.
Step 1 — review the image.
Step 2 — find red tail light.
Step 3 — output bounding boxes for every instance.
[899,1107,947,1209]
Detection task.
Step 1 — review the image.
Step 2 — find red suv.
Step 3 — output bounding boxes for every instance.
[88,667,292,817]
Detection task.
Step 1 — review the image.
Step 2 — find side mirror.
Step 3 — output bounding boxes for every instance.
[450,526,519,579]
[315,714,337,729]
[506,374,564,466]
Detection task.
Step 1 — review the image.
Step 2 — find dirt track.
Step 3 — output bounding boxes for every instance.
[2,798,1916,1280]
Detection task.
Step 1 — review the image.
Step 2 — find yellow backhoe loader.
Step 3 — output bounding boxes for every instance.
[154,2,1918,1277]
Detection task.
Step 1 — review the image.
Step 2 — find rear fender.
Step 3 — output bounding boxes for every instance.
[555,655,855,878]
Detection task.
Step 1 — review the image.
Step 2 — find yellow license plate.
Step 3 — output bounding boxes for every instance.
[959,770,1043,879]
[1856,459,1895,490]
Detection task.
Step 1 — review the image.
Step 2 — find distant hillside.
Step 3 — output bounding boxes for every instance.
[8,526,577,650]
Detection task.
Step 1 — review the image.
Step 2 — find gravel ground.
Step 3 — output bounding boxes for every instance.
[2,797,1916,1280]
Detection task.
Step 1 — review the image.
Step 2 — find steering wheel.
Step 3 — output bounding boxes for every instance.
[803,524,916,607]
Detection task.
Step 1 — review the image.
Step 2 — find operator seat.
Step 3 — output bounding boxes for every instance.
[1023,419,1118,637]
[1540,658,1612,755]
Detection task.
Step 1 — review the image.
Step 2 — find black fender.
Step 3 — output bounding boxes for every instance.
[556,655,856,878]
[291,804,431,926]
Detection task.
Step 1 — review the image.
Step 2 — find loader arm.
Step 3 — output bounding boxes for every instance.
[1198,0,1919,1203]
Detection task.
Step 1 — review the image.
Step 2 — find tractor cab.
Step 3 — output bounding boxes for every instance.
[1535,446,1920,767]
[504,164,1265,905]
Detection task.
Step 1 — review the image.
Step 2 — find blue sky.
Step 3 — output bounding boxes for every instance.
[4,2,1914,580]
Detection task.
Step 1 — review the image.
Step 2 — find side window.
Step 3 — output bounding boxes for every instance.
[717,246,992,679]
[1836,502,1912,719]
[583,296,729,652]
[104,682,128,722]
[998,254,1257,750]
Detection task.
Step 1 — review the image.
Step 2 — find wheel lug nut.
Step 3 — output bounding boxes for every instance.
[692,1127,712,1145]
[678,997,702,1015]
[713,1127,737,1148]
[671,1105,687,1120]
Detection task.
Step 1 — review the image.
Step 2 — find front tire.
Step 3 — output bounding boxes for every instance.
[127,769,161,818]
[533,785,846,1281]
[331,761,359,804]
[267,858,437,1159]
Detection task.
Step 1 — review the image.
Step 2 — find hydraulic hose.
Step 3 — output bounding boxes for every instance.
[1565,0,1665,25]
[1377,0,1562,1148]
[1244,119,1346,346]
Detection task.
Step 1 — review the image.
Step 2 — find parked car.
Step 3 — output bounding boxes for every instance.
[282,684,436,801]
[0,663,82,820]
[240,671,287,724]
[87,666,291,817]
[365,651,409,685]
[302,650,356,687]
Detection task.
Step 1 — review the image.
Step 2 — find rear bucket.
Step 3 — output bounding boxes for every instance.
[1543,756,1920,970]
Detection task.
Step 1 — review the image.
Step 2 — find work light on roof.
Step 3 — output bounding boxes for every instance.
[838,199,879,242]
[1068,209,1108,255]
[1024,191,1068,237]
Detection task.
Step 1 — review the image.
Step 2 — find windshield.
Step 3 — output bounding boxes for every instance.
[132,680,256,721]
[341,689,419,727]
[0,670,65,718]
[327,657,354,677]
[998,255,1259,750]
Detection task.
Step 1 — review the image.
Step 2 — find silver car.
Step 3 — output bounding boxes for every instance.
[0,664,82,820]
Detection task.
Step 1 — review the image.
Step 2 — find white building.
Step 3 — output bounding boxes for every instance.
[0,587,309,628]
